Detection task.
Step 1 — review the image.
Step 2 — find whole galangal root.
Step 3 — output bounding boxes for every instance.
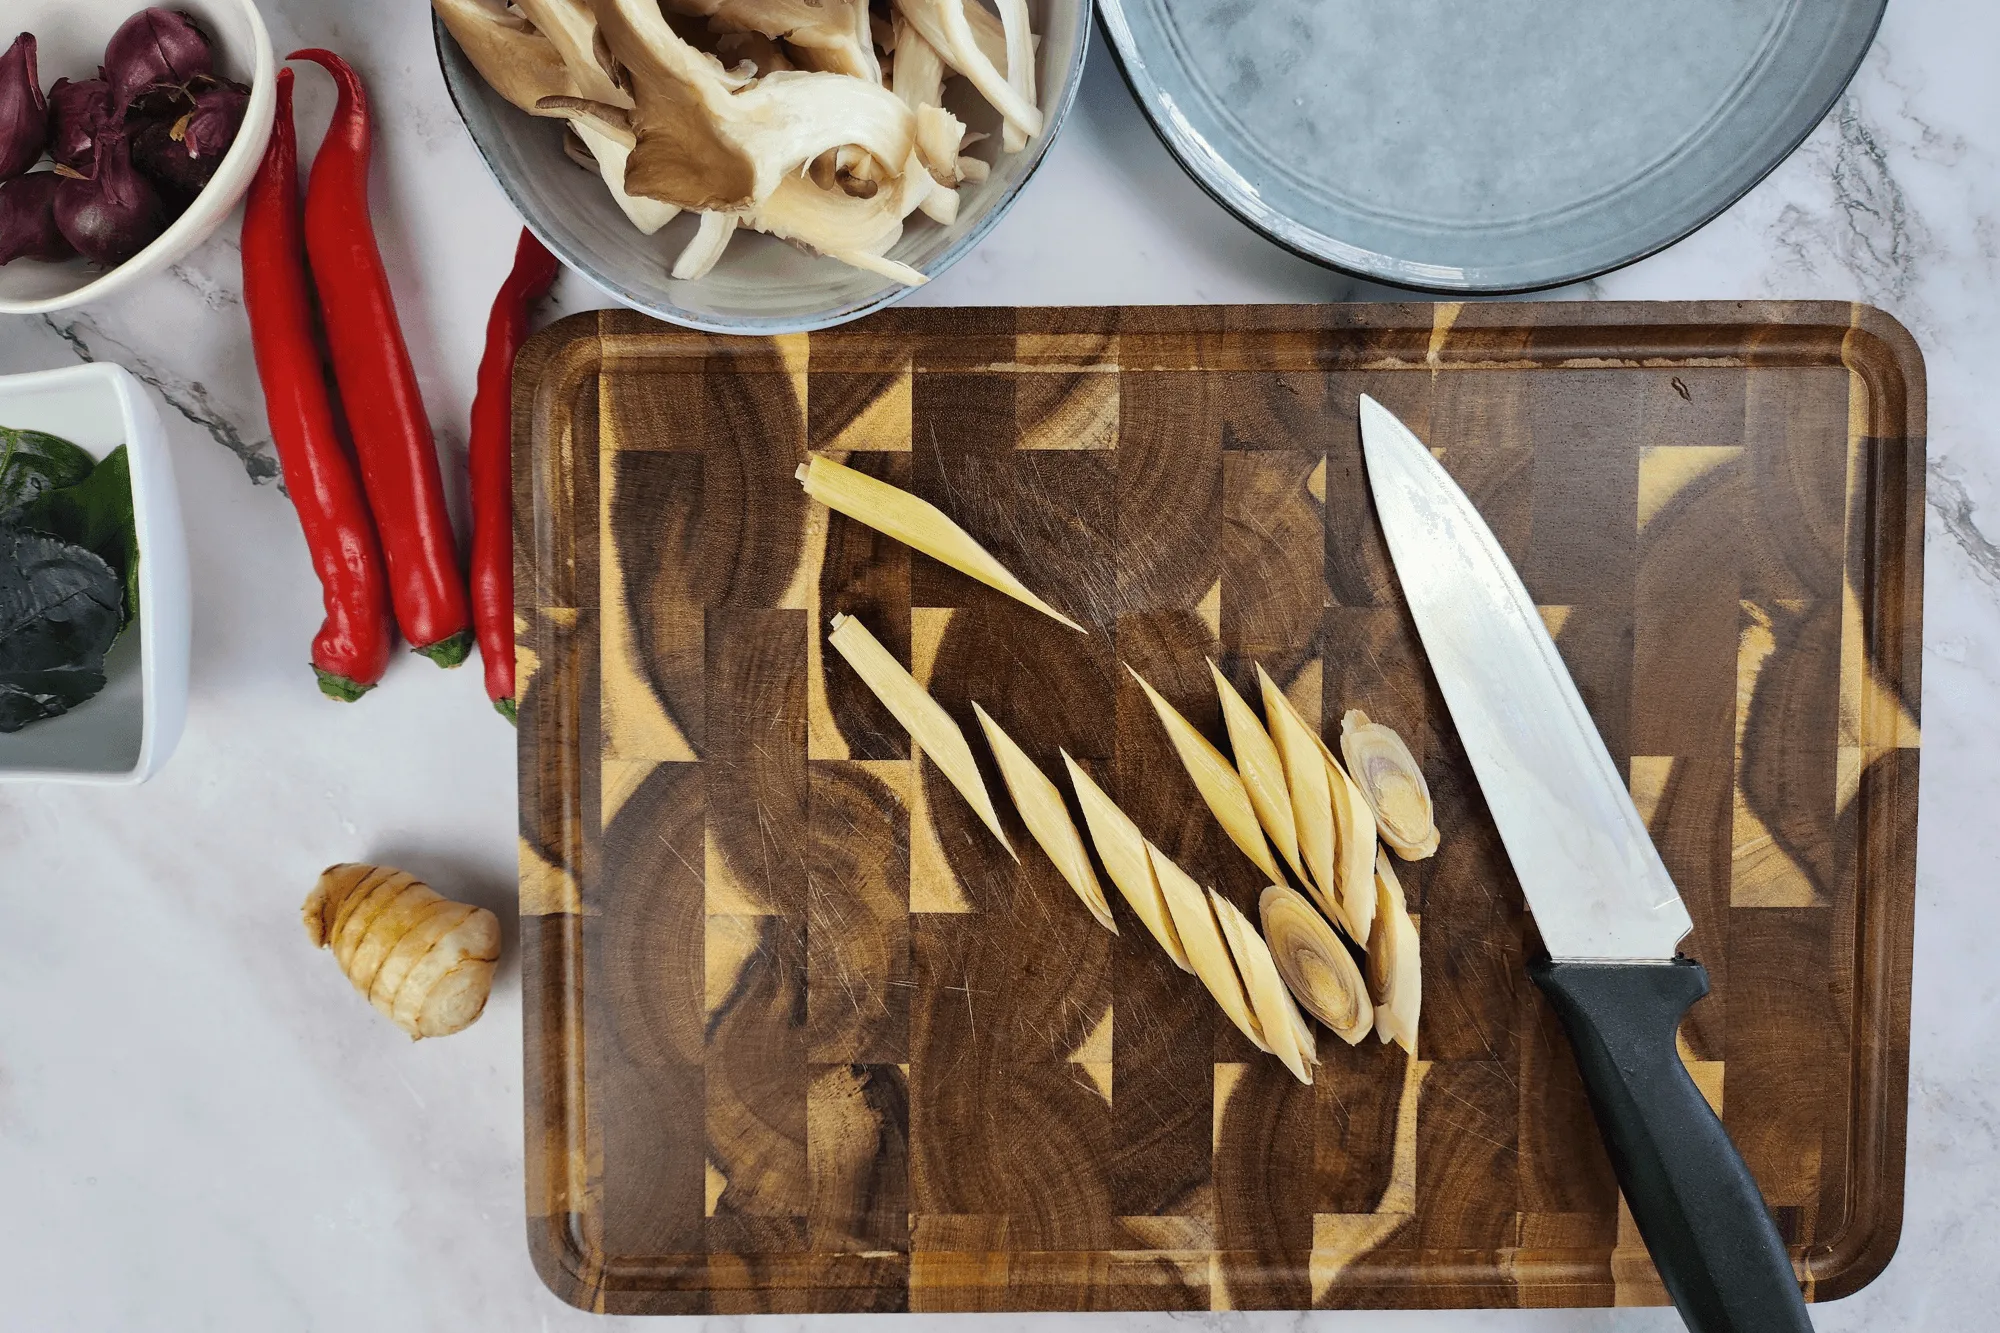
[302,863,501,1039]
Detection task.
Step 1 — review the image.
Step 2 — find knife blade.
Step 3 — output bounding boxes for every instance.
[1358,394,1811,1333]
[1357,394,1689,960]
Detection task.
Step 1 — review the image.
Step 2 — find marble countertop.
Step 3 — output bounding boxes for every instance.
[2,0,1993,1328]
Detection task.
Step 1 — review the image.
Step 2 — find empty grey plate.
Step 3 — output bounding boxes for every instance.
[1096,0,1886,291]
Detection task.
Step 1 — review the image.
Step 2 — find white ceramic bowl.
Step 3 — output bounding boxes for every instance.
[0,0,276,315]
[0,363,189,783]
[435,1,1088,334]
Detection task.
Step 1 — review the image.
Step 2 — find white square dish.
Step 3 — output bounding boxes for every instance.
[0,363,189,783]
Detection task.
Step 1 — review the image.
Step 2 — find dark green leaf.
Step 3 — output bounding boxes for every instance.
[0,427,96,519]
[0,669,108,732]
[0,526,121,733]
[19,446,140,630]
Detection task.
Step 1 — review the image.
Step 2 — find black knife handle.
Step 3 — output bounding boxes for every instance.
[1528,957,1812,1333]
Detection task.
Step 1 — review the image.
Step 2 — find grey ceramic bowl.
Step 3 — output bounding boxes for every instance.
[1096,0,1886,292]
[436,6,1087,334]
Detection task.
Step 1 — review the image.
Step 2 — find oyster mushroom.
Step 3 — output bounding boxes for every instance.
[885,24,968,220]
[433,0,584,115]
[595,0,914,212]
[669,208,736,278]
[536,97,680,233]
[514,0,632,107]
[661,0,882,82]
[892,0,1041,150]
[992,0,1035,151]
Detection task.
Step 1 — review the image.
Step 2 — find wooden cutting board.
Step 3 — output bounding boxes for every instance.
[512,303,1921,1315]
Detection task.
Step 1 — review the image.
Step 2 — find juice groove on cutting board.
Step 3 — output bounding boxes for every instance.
[512,303,1922,1314]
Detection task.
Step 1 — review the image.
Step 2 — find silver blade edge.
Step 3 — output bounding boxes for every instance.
[1358,395,1692,961]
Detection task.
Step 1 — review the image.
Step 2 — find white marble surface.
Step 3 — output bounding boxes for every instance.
[1,0,1994,1328]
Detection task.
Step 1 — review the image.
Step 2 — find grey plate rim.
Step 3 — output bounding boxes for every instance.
[1093,0,1889,294]
[432,13,1091,336]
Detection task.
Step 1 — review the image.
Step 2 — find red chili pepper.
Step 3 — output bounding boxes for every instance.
[470,228,558,722]
[290,49,472,667]
[241,68,393,702]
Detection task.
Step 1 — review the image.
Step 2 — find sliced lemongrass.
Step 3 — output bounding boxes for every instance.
[1325,754,1379,947]
[1145,841,1268,1051]
[1260,884,1372,1045]
[827,613,1014,858]
[973,705,1115,932]
[1209,660,1306,884]
[1340,709,1440,860]
[1255,664,1339,919]
[1127,665,1283,881]
[1211,889,1314,1083]
[1367,849,1421,1054]
[1064,753,1191,971]
[1290,999,1319,1066]
[798,455,1083,632]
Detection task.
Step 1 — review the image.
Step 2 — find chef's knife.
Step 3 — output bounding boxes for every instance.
[1357,395,1812,1333]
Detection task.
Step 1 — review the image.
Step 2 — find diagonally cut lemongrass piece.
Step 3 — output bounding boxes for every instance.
[973,705,1116,932]
[1212,889,1314,1083]
[1064,753,1192,972]
[1255,664,1340,923]
[1325,751,1379,947]
[1146,841,1268,1052]
[1289,997,1318,1067]
[1367,849,1421,1053]
[1341,710,1440,860]
[827,613,1015,859]
[1261,884,1372,1045]
[1127,665,1283,881]
[1209,660,1306,884]
[1257,696,1381,946]
[798,455,1084,632]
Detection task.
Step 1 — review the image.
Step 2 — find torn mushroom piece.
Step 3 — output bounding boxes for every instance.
[826,613,1015,858]
[536,97,681,233]
[670,210,737,278]
[883,22,969,225]
[809,146,884,199]
[991,0,1036,152]
[894,0,1042,150]
[711,30,794,78]
[595,0,914,213]
[434,0,585,116]
[511,0,632,107]
[662,0,881,82]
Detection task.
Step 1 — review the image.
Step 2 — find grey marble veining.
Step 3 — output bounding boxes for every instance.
[1,0,1995,1327]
